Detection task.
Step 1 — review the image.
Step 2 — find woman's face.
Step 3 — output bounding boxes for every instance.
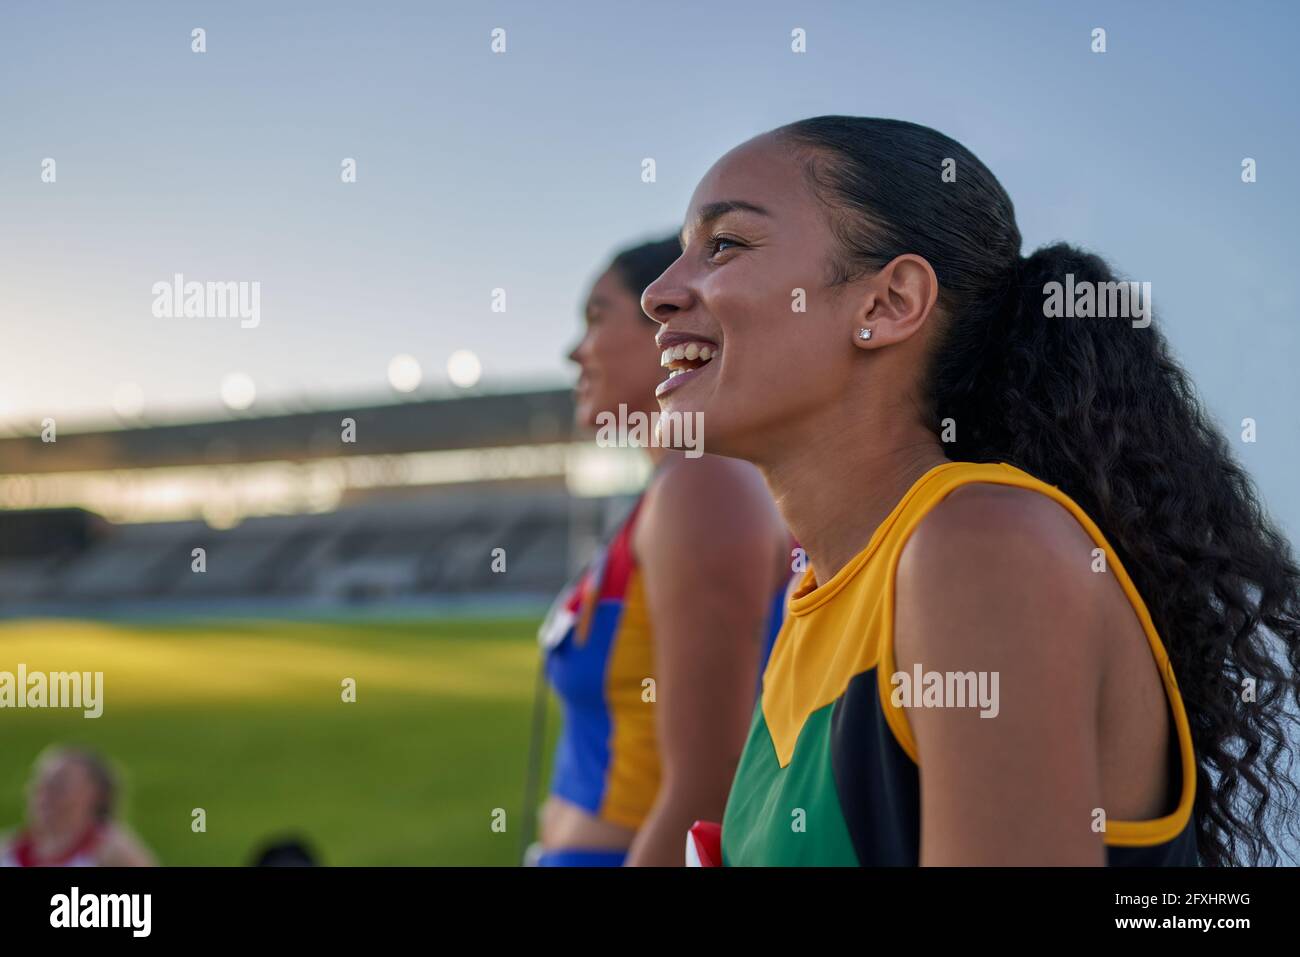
[568,267,664,429]
[642,133,867,462]
[27,753,99,836]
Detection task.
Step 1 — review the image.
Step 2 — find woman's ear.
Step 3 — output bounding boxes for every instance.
[850,254,940,351]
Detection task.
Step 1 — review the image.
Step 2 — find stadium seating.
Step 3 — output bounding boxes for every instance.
[0,389,645,616]
[0,490,636,614]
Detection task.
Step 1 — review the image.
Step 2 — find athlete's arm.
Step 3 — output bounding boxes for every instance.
[625,454,782,866]
[894,484,1110,865]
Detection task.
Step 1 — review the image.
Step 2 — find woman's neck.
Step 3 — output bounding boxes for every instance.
[759,415,948,587]
[30,821,97,861]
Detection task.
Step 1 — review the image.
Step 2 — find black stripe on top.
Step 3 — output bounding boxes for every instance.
[828,667,1199,866]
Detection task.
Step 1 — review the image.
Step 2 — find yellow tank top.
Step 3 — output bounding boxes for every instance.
[724,460,1198,865]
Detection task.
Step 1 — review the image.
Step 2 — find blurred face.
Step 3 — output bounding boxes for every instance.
[642,133,871,461]
[27,753,100,836]
[567,267,664,429]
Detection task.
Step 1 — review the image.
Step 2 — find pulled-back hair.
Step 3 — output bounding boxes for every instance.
[777,115,1300,866]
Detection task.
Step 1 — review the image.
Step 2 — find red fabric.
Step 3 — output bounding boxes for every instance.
[595,496,645,602]
[689,820,723,867]
[9,825,103,867]
[574,496,646,644]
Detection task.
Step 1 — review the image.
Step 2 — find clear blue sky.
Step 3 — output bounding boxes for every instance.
[2,0,1298,533]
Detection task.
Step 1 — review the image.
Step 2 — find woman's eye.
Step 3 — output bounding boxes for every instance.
[708,235,743,257]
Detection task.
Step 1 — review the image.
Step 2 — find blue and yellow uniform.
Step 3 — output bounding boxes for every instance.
[540,494,788,865]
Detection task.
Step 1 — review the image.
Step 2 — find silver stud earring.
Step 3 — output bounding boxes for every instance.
[857,327,873,341]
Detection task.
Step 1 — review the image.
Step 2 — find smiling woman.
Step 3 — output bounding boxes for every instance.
[536,236,793,866]
[643,115,1300,867]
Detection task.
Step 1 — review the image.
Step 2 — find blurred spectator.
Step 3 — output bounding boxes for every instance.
[0,746,156,867]
[250,836,319,866]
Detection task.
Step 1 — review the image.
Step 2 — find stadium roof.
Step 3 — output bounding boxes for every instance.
[0,388,576,474]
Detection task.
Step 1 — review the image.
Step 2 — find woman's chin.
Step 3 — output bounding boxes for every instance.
[658,380,723,424]
[654,394,695,425]
[574,399,604,432]
[655,372,711,417]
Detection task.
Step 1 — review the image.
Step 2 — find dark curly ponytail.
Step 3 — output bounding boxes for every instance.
[778,115,1300,866]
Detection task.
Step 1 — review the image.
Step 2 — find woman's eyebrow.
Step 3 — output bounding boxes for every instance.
[680,199,772,247]
[584,294,612,318]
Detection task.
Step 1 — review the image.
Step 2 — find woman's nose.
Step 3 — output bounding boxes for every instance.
[641,267,693,325]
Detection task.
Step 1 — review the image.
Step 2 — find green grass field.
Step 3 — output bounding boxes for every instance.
[0,615,556,866]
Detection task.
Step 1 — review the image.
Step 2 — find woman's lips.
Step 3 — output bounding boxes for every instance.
[656,338,719,399]
[655,357,714,397]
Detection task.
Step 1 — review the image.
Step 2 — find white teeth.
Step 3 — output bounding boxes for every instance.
[658,340,719,368]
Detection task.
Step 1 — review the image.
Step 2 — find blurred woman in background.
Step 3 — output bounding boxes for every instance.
[1,746,156,867]
[533,236,791,866]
